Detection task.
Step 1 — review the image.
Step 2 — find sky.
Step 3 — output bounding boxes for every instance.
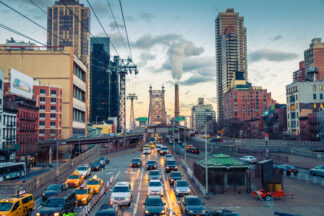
[1,0,324,123]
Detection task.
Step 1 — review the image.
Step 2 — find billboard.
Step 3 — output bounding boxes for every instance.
[10,68,33,99]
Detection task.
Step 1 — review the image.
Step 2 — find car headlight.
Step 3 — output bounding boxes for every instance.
[42,193,45,196]
[175,166,178,168]
[189,210,193,213]
[202,210,206,213]
[82,197,87,201]
[145,210,149,214]
[166,166,169,169]
[175,188,180,192]
[161,210,165,214]
[36,213,40,216]
[54,213,60,216]
[126,197,130,200]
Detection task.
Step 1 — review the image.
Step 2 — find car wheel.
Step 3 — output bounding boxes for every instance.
[27,209,32,216]
[265,195,272,201]
[310,171,315,176]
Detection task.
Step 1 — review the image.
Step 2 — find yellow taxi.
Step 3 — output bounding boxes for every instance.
[0,191,34,216]
[186,145,194,150]
[149,142,155,149]
[203,134,210,139]
[75,185,93,205]
[86,175,104,194]
[65,173,85,188]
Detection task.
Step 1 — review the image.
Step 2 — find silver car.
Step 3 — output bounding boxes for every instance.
[148,170,161,180]
[310,165,324,176]
[174,180,190,196]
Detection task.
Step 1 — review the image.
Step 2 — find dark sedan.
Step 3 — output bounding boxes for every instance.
[179,196,207,216]
[168,171,182,185]
[130,158,142,168]
[144,196,166,216]
[42,184,67,202]
[146,160,157,170]
[95,204,119,216]
[277,164,298,175]
[165,160,178,173]
[186,145,200,154]
[91,161,105,171]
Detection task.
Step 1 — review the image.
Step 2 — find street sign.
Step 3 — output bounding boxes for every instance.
[137,117,148,122]
[175,116,185,121]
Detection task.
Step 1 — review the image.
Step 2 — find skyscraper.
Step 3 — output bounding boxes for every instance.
[304,38,324,80]
[47,0,90,66]
[215,8,247,123]
[90,37,110,123]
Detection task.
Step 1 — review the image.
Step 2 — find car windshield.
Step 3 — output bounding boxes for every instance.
[161,147,168,150]
[150,171,159,175]
[176,181,188,187]
[44,198,64,207]
[46,185,61,191]
[99,157,105,160]
[75,189,88,194]
[146,198,163,206]
[113,186,129,192]
[132,159,140,163]
[167,161,177,165]
[171,172,182,177]
[68,175,80,179]
[187,198,202,206]
[91,162,99,166]
[0,202,13,211]
[147,161,156,165]
[96,212,116,216]
[87,180,99,185]
[165,155,172,158]
[77,167,87,171]
[149,181,162,187]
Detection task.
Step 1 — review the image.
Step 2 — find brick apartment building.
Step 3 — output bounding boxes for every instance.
[33,84,62,141]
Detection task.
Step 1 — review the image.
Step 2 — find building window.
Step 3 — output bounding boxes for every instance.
[313,94,317,100]
[40,97,45,103]
[51,106,56,111]
[50,122,56,127]
[51,98,56,104]
[50,129,56,135]
[320,94,323,100]
[320,85,323,91]
[39,121,45,126]
[40,89,46,95]
[50,114,56,119]
[39,130,45,135]
[313,85,316,91]
[40,113,45,119]
[40,105,45,111]
[51,90,57,95]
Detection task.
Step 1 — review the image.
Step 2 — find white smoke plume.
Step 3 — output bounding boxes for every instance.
[167,40,204,81]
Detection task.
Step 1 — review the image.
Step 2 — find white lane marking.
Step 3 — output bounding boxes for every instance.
[125,171,136,174]
[115,170,121,179]
[161,167,172,209]
[106,172,112,175]
[133,164,144,215]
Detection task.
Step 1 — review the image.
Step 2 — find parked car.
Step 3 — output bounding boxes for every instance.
[147,180,164,196]
[165,160,178,173]
[179,196,207,215]
[110,182,132,206]
[148,170,161,180]
[239,156,257,164]
[276,164,298,175]
[310,165,324,176]
[130,158,142,168]
[146,160,158,170]
[95,204,119,216]
[76,164,91,177]
[174,180,190,196]
[143,196,166,216]
[98,156,110,165]
[90,161,105,171]
[168,171,182,185]
[36,191,76,216]
[42,184,67,202]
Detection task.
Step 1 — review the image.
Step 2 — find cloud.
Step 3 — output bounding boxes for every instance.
[133,34,183,49]
[139,53,156,66]
[184,90,191,95]
[249,49,298,63]
[109,21,124,30]
[271,35,283,41]
[140,12,155,22]
[180,75,215,86]
[180,103,194,108]
[207,97,217,103]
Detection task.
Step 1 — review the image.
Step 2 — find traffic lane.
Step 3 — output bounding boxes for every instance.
[90,151,143,215]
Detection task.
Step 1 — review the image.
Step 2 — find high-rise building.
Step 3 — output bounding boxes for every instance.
[90,37,110,123]
[191,98,216,132]
[33,84,63,141]
[215,8,247,123]
[304,38,324,80]
[0,69,3,151]
[0,46,88,139]
[293,61,306,83]
[47,0,90,66]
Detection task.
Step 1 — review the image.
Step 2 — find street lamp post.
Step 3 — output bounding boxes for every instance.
[204,124,208,196]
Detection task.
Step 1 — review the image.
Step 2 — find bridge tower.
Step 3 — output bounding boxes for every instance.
[127,93,138,130]
[148,85,167,125]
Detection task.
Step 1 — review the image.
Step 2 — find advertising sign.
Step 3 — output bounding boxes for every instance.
[10,68,33,99]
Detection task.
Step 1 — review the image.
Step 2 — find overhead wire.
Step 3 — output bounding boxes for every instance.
[86,0,119,57]
[106,0,128,56]
[118,0,133,60]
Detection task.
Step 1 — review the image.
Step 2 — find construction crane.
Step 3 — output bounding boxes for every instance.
[109,56,138,132]
[127,93,138,130]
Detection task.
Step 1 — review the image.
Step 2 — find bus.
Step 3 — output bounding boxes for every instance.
[0,162,26,182]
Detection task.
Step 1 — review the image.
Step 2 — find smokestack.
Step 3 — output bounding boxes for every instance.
[175,83,180,117]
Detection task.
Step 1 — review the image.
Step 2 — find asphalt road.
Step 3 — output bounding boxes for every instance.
[33,147,192,215]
